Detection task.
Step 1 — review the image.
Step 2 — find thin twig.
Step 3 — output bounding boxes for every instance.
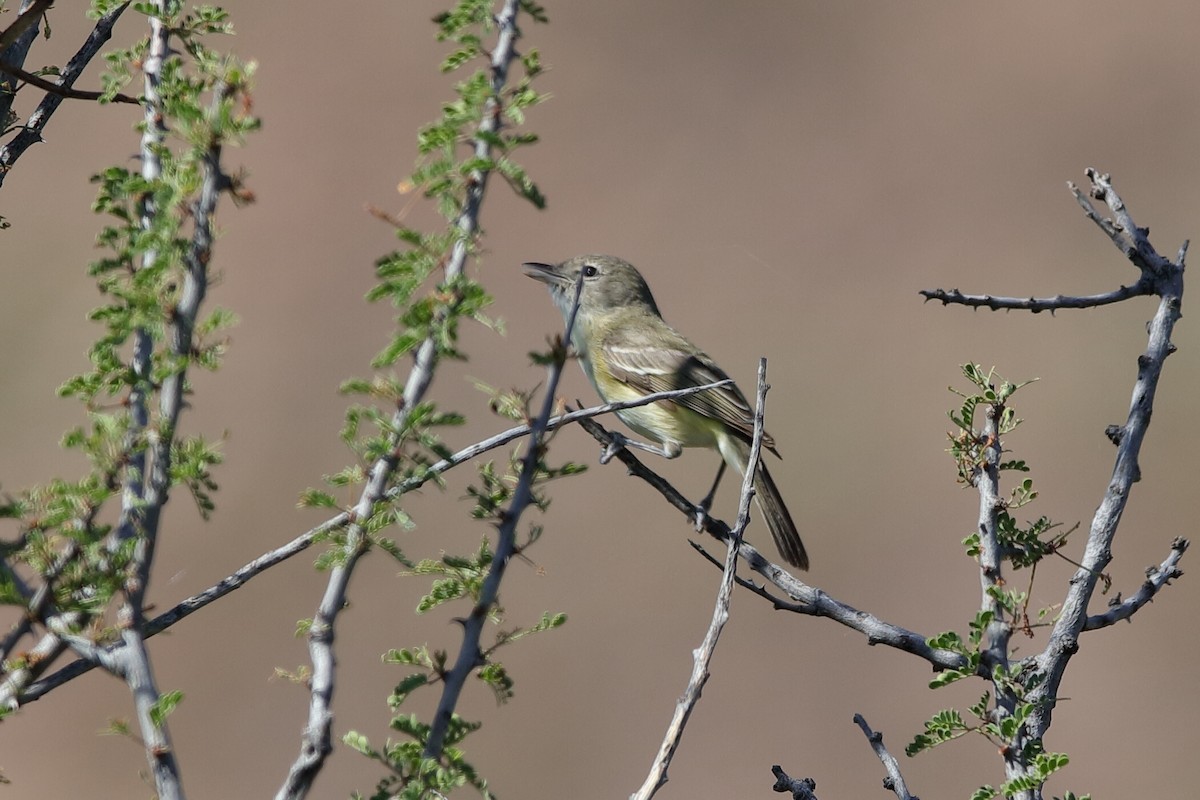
[918,282,1152,312]
[853,714,918,800]
[0,58,139,104]
[969,384,1025,783]
[689,541,807,612]
[0,2,132,189]
[630,359,770,800]
[424,270,585,762]
[11,380,737,705]
[1083,537,1188,630]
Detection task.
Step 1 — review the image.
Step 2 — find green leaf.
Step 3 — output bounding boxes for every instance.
[148,690,184,728]
[297,489,340,509]
[343,730,373,755]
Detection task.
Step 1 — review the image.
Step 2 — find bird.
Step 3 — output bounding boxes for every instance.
[522,254,808,570]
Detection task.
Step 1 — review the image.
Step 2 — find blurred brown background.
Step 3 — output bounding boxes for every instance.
[3,1,1198,797]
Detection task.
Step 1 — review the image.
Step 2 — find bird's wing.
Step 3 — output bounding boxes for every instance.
[601,333,777,452]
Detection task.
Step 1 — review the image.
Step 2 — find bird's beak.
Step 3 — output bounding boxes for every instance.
[521,261,568,286]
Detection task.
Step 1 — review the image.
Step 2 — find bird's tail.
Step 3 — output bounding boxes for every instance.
[718,436,809,570]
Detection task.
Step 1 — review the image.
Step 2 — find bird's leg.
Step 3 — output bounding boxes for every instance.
[600,432,682,464]
[693,460,727,531]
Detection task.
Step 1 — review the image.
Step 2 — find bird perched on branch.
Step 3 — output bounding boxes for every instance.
[522,254,808,570]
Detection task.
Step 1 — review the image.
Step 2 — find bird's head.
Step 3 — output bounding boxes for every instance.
[522,254,662,318]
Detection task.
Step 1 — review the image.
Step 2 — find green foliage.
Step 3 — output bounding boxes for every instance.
[170,435,223,519]
[946,365,1073,575]
[946,364,1035,486]
[148,689,184,728]
[998,750,1070,797]
[354,600,564,798]
[472,379,539,423]
[906,708,971,755]
[409,541,496,614]
[345,717,493,800]
[910,365,1086,796]
[362,0,547,368]
[5,3,256,644]
[319,3,567,797]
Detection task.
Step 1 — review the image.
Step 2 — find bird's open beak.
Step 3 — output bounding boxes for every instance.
[521,261,567,286]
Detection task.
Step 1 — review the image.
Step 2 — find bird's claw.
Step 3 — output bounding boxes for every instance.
[600,434,627,465]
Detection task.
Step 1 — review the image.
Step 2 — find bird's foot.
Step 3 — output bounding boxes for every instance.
[600,432,629,464]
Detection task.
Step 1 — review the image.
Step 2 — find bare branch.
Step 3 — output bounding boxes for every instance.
[918,283,1152,312]
[631,359,769,800]
[0,2,132,189]
[0,58,139,104]
[770,765,819,800]
[1021,170,1186,743]
[1083,537,1188,631]
[1068,168,1177,276]
[919,166,1182,314]
[853,714,918,800]
[576,414,967,673]
[0,0,48,131]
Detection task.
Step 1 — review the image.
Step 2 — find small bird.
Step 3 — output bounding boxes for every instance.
[522,254,808,570]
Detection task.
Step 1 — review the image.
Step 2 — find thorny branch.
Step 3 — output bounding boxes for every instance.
[918,168,1188,799]
[1023,175,1187,763]
[1083,537,1188,630]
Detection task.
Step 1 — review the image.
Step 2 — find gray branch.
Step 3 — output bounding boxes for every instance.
[101,9,186,799]
[630,360,769,800]
[0,0,51,52]
[11,380,736,705]
[918,283,1152,312]
[920,170,1188,799]
[573,417,964,671]
[853,714,917,800]
[974,397,1013,671]
[14,21,235,800]
[770,765,819,799]
[971,391,1028,787]
[1083,537,1188,630]
[277,2,528,796]
[575,414,967,673]
[1024,171,1187,758]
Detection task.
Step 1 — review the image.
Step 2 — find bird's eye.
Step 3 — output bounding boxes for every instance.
[582,264,599,278]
